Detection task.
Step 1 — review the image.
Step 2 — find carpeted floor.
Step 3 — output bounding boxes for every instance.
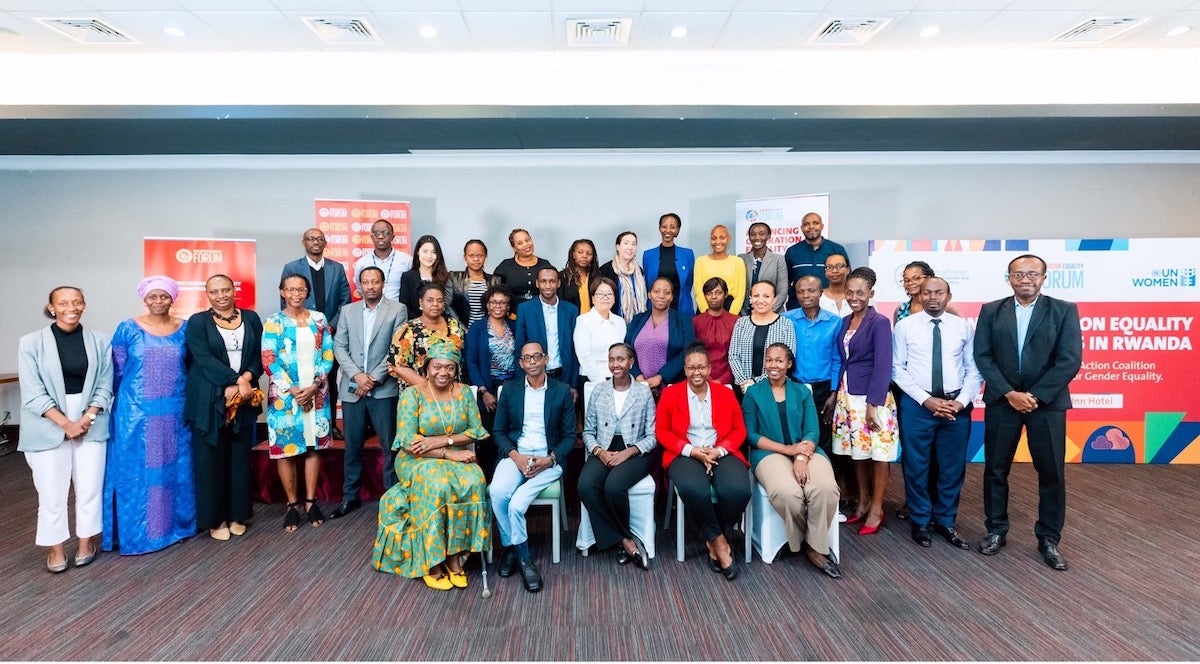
[0,453,1196,661]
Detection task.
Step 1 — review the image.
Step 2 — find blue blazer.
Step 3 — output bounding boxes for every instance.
[493,377,577,469]
[642,245,696,316]
[624,308,696,385]
[280,257,352,329]
[836,307,892,406]
[465,316,516,393]
[514,297,580,386]
[742,379,821,470]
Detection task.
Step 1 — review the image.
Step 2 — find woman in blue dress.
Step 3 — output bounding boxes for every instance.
[102,276,196,555]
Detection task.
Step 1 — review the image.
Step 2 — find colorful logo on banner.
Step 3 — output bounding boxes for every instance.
[144,237,257,319]
[869,237,1200,464]
[734,194,830,256]
[314,199,411,300]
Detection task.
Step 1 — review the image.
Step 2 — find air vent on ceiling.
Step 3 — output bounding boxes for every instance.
[809,18,891,45]
[1052,16,1145,44]
[302,17,380,44]
[35,17,135,44]
[566,18,632,46]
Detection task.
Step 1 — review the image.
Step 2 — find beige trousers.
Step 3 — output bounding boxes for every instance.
[755,452,839,556]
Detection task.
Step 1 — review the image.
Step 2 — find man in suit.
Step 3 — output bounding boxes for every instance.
[974,254,1082,570]
[281,227,353,438]
[738,222,788,314]
[329,267,407,519]
[489,342,577,593]
[784,212,848,309]
[514,266,579,400]
[893,277,983,551]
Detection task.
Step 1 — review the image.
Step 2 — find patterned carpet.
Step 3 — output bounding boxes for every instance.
[0,453,1197,661]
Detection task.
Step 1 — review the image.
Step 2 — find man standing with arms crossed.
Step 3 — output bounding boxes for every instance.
[973,254,1082,570]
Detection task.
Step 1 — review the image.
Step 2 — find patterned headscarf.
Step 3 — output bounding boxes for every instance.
[425,338,462,366]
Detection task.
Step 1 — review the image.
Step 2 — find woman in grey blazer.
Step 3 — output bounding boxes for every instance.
[578,342,657,569]
[17,286,113,573]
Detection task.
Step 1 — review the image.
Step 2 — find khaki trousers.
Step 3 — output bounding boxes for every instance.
[754,452,839,556]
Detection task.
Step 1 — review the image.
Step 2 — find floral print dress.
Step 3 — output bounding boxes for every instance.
[261,310,334,459]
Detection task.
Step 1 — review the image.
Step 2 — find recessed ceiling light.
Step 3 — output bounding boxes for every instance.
[1166,25,1190,37]
[419,25,437,39]
[670,26,687,38]
[919,24,940,38]
[163,26,185,37]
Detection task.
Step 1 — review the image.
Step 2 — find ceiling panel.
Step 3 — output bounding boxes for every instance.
[1091,0,1195,9]
[644,0,736,11]
[551,0,644,11]
[462,11,553,50]
[97,10,229,47]
[173,0,278,9]
[196,11,314,50]
[1004,0,1104,10]
[459,0,552,11]
[635,12,728,49]
[84,0,183,9]
[871,11,996,46]
[715,11,820,48]
[269,0,369,11]
[361,0,459,9]
[967,10,1090,42]
[914,0,1009,9]
[822,0,921,12]
[370,11,474,50]
[0,0,93,10]
[734,0,830,11]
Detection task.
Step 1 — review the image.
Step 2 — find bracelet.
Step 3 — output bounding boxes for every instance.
[440,448,447,459]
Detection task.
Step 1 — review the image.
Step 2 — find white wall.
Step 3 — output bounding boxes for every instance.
[3,151,1199,418]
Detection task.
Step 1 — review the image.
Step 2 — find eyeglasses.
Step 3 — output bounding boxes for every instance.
[825,264,848,271]
[371,230,393,237]
[487,300,510,307]
[302,236,326,242]
[1008,271,1044,281]
[520,352,546,362]
[282,287,308,294]
[684,365,709,373]
[593,292,615,299]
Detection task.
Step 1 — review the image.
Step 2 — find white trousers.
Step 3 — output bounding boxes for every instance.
[24,393,107,546]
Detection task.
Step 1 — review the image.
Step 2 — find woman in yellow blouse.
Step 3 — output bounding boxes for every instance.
[693,225,746,316]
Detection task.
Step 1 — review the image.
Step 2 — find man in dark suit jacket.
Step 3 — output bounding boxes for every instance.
[514,266,579,396]
[973,254,1082,570]
[488,342,577,593]
[281,228,352,437]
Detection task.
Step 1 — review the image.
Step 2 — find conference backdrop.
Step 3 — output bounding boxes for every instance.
[143,237,257,319]
[312,199,412,300]
[869,238,1199,464]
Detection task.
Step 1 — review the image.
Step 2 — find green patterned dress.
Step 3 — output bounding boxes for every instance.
[372,383,490,577]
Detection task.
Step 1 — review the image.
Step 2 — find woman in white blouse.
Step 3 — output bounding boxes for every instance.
[573,277,627,385]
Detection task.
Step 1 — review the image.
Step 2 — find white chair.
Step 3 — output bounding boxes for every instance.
[494,383,568,564]
[749,475,843,564]
[666,478,753,564]
[575,381,657,559]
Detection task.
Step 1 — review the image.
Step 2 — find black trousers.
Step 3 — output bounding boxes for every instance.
[669,454,751,543]
[577,437,656,551]
[341,394,399,500]
[192,423,254,531]
[982,401,1067,543]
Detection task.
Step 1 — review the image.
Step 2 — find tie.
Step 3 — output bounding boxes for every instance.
[931,318,944,397]
[752,257,761,283]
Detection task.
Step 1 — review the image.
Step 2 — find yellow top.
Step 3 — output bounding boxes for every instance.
[693,255,746,315]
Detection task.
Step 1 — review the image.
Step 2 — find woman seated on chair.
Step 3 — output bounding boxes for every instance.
[372,340,491,591]
[742,343,841,579]
[579,343,657,570]
[654,341,750,581]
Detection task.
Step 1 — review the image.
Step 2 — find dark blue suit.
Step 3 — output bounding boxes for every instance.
[279,258,352,330]
[642,245,697,315]
[514,297,580,387]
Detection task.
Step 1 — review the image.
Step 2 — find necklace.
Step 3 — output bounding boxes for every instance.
[426,385,457,435]
[210,308,240,323]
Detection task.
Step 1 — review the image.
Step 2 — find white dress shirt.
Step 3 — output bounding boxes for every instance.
[516,378,550,456]
[892,310,983,407]
[354,249,413,302]
[680,385,717,459]
[573,308,627,383]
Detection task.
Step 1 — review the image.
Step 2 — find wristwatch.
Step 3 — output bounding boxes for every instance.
[86,412,97,422]
[446,436,454,448]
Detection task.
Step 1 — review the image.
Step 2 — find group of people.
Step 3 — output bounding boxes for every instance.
[17,212,1082,592]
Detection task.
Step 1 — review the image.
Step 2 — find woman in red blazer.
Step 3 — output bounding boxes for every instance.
[655,342,750,580]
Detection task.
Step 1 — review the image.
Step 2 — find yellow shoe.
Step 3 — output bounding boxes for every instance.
[229,522,247,537]
[423,574,453,591]
[448,570,468,589]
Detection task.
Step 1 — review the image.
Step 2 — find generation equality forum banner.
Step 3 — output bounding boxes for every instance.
[869,238,1199,465]
[144,237,257,319]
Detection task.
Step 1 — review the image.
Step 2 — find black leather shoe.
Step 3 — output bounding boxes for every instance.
[497,548,518,578]
[720,561,738,581]
[977,533,1007,556]
[519,559,543,593]
[1038,539,1069,571]
[818,558,841,579]
[706,556,722,573]
[931,524,971,550]
[332,426,345,440]
[895,505,910,521]
[911,525,932,547]
[329,498,361,519]
[616,549,632,565]
[632,536,650,570]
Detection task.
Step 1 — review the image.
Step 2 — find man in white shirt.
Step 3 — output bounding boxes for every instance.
[352,219,413,302]
[488,343,576,593]
[892,277,983,551]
